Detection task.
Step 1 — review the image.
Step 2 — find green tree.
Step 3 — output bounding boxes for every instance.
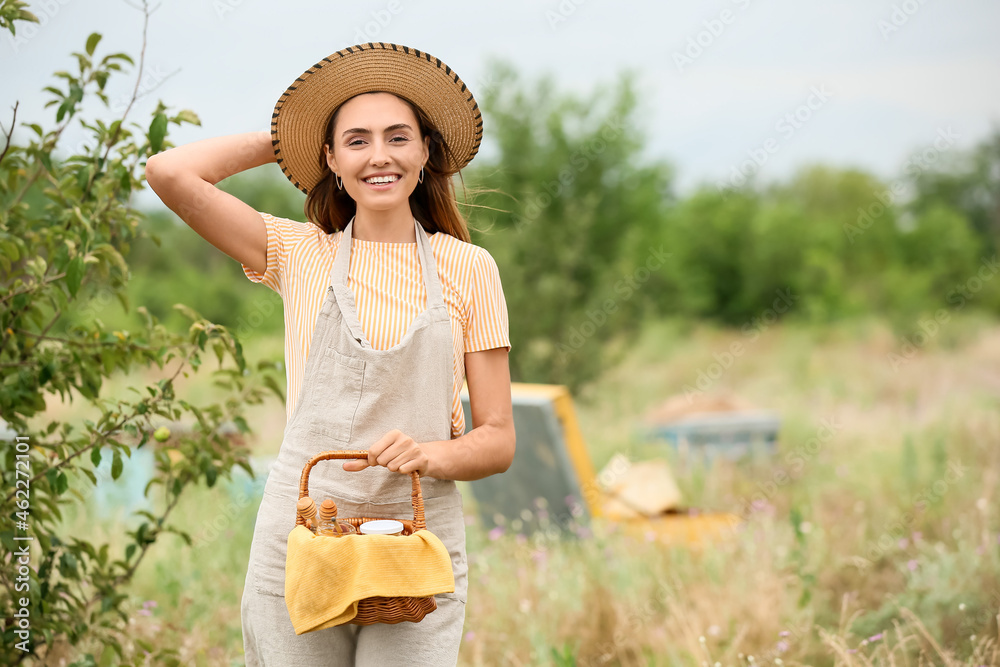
[466,63,674,390]
[0,9,279,665]
[909,126,1000,250]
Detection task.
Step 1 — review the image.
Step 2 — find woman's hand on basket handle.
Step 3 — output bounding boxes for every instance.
[343,348,515,481]
[342,429,430,476]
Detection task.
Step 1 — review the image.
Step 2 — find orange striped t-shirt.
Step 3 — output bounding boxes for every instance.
[241,212,511,439]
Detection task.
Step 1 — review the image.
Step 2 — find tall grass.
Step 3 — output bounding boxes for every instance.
[51,313,999,666]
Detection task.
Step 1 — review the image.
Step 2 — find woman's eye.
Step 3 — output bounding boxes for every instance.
[347,138,366,146]
[390,135,410,143]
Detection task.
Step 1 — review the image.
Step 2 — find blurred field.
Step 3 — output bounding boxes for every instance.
[52,312,999,666]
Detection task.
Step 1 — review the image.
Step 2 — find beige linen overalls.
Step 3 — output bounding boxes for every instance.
[241,217,468,666]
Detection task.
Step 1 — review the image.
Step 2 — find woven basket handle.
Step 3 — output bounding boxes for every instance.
[295,450,426,531]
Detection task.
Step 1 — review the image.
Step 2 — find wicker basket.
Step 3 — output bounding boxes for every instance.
[294,450,438,625]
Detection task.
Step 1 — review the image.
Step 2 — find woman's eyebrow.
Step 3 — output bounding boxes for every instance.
[341,123,415,137]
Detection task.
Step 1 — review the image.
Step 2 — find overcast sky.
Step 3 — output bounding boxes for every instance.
[3,0,999,207]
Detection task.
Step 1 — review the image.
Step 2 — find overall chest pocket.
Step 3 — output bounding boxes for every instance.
[307,349,366,443]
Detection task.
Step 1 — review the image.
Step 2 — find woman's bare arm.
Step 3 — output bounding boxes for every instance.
[144,131,275,274]
[343,348,515,480]
[422,348,515,481]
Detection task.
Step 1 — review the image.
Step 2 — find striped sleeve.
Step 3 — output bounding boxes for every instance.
[465,247,511,353]
[241,211,287,294]
[241,211,325,295]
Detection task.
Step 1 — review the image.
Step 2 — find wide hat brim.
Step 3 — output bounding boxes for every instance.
[272,42,483,195]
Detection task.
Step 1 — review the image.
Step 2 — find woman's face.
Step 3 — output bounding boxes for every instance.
[324,92,430,215]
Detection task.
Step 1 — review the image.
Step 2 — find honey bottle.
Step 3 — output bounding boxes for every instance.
[296,497,318,533]
[317,498,356,536]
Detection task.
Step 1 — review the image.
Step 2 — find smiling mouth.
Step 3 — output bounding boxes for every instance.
[363,175,400,184]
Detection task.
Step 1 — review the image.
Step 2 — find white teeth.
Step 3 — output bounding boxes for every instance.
[365,175,399,184]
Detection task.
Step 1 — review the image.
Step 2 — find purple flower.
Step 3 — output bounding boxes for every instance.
[779,630,790,637]
[868,633,883,642]
[488,526,504,541]
[907,559,919,571]
[137,609,151,616]
[464,630,475,642]
[776,640,789,653]
[898,538,909,549]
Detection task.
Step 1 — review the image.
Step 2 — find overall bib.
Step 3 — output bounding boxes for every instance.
[241,217,468,666]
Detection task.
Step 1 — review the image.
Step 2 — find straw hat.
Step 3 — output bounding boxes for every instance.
[271,42,484,195]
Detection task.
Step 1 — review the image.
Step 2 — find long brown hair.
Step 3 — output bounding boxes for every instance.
[304,92,471,243]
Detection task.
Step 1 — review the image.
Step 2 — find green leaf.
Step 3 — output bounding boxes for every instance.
[100,52,134,66]
[39,150,53,174]
[85,33,102,57]
[111,449,123,480]
[91,446,102,466]
[66,255,84,296]
[125,543,136,561]
[173,109,201,126]
[55,471,68,495]
[148,113,168,154]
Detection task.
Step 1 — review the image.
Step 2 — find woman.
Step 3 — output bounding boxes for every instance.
[145,43,515,665]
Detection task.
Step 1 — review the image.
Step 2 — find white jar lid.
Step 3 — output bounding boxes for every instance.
[359,520,404,535]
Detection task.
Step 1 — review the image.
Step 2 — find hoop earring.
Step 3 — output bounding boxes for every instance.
[418,166,424,184]
[335,173,343,190]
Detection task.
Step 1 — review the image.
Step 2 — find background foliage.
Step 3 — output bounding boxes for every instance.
[2,2,998,664]
[0,7,280,665]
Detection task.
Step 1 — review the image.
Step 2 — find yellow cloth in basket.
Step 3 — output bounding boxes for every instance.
[284,525,455,635]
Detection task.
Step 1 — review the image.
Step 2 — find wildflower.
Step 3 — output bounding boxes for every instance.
[143,600,157,609]
[699,636,706,644]
[868,633,883,642]
[488,526,504,541]
[907,559,919,571]
[799,521,812,534]
[645,530,657,542]
[959,603,967,611]
[516,534,527,545]
[779,630,790,637]
[898,538,909,549]
[137,609,151,616]
[776,640,789,653]
[708,624,721,637]
[464,631,475,642]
